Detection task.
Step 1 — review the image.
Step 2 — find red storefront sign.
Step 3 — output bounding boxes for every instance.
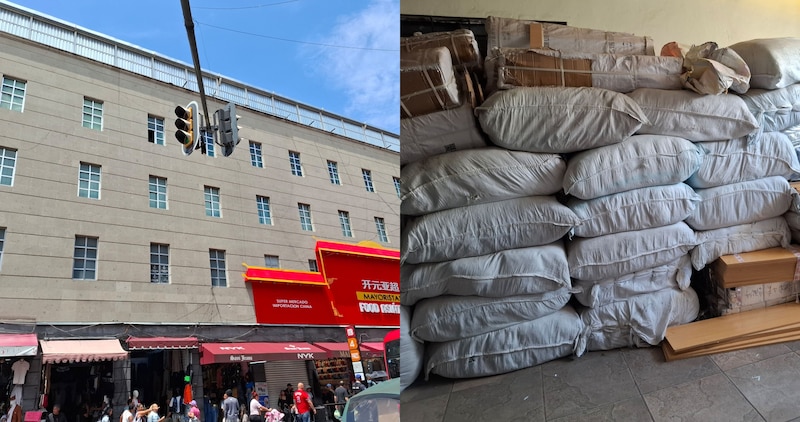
[244,240,400,327]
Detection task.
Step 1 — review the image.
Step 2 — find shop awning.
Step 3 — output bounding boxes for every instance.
[126,336,199,350]
[200,342,326,364]
[40,339,128,364]
[313,342,353,359]
[0,334,38,357]
[360,342,385,359]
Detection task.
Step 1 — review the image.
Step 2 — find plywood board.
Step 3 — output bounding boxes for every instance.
[664,302,800,352]
[664,329,800,361]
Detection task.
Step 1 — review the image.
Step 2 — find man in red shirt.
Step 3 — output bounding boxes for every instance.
[291,383,315,422]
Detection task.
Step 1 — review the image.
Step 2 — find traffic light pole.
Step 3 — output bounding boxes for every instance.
[180,0,212,153]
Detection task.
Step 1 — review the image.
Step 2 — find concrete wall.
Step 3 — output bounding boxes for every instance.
[0,33,400,324]
[401,0,800,51]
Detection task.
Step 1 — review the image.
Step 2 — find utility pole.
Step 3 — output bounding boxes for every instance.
[180,0,211,153]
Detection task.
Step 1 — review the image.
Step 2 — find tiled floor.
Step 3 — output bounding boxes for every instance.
[401,340,800,422]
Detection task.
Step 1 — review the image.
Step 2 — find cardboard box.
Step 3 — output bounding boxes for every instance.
[400,47,461,119]
[711,246,800,289]
[496,49,592,88]
[401,29,482,70]
[720,281,799,315]
[791,181,800,193]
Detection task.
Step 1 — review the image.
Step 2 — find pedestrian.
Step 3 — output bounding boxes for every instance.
[248,391,271,422]
[351,375,365,395]
[47,405,67,422]
[186,411,198,422]
[321,384,335,422]
[100,406,114,422]
[119,403,134,422]
[187,401,200,422]
[365,376,375,388]
[146,404,164,422]
[222,390,239,422]
[277,392,292,422]
[168,390,183,422]
[290,383,315,422]
[133,404,147,422]
[333,381,348,416]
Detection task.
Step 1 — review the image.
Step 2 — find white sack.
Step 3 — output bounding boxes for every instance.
[476,86,648,153]
[568,183,700,237]
[580,287,699,351]
[425,305,584,379]
[628,88,759,141]
[686,176,794,231]
[573,254,692,308]
[739,84,800,133]
[687,132,800,189]
[402,196,580,265]
[400,305,423,391]
[563,135,703,200]
[729,38,800,89]
[401,242,570,306]
[401,148,565,216]
[400,97,487,166]
[410,289,572,343]
[568,222,697,281]
[784,193,800,244]
[691,217,791,270]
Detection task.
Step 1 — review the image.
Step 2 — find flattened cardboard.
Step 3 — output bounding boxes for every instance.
[529,22,544,49]
[498,50,593,88]
[400,29,482,70]
[400,47,461,118]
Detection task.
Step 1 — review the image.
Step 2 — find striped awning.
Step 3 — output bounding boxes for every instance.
[40,339,127,364]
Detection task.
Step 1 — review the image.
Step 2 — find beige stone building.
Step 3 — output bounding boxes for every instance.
[0,1,399,414]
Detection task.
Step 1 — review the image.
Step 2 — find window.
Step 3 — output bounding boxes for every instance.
[289,151,303,176]
[298,203,313,231]
[264,255,280,268]
[0,147,17,186]
[362,169,374,192]
[78,163,101,199]
[327,161,341,185]
[209,249,227,287]
[250,142,263,168]
[149,176,167,209]
[0,77,26,112]
[256,195,272,225]
[338,210,353,237]
[150,243,169,283]
[393,177,401,198]
[73,236,98,280]
[204,130,215,157]
[204,186,221,217]
[82,98,103,130]
[375,217,388,242]
[0,227,5,270]
[148,115,165,145]
[308,259,318,272]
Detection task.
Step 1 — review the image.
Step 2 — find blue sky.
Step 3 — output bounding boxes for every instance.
[6,0,400,134]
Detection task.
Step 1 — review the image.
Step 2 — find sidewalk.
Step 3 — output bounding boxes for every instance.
[401,341,800,421]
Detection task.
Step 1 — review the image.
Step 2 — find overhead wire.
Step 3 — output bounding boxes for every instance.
[194,0,300,10]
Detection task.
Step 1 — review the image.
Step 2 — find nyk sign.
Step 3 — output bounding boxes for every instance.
[200,342,326,364]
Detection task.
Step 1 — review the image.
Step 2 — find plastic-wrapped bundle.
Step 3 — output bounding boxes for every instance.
[739,84,800,133]
[691,217,791,270]
[400,305,423,391]
[729,38,800,89]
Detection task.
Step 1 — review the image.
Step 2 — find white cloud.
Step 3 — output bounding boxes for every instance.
[309,0,399,133]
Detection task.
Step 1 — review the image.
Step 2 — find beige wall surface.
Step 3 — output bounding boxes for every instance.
[401,0,800,51]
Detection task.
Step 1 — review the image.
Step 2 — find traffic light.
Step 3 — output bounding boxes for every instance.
[216,102,241,157]
[174,101,200,156]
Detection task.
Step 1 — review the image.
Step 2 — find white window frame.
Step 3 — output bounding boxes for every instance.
[149,175,168,209]
[78,162,101,200]
[204,186,221,217]
[73,236,98,280]
[82,97,103,130]
[289,151,303,176]
[202,130,215,157]
[298,203,313,231]
[0,147,17,187]
[0,77,26,112]
[362,169,374,192]
[338,210,353,237]
[250,142,263,168]
[210,249,227,287]
[150,243,169,284]
[327,160,341,185]
[393,177,401,198]
[264,255,280,268]
[256,195,272,225]
[375,217,389,242]
[148,115,165,145]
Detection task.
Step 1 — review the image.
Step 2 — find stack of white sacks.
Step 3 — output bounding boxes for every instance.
[399,32,800,383]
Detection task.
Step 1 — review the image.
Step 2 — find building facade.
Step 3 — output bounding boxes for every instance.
[0,1,399,418]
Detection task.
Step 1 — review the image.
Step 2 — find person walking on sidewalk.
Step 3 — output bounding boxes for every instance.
[290,383,315,422]
[222,390,239,422]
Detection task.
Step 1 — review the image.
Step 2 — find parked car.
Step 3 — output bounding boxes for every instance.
[341,378,400,422]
